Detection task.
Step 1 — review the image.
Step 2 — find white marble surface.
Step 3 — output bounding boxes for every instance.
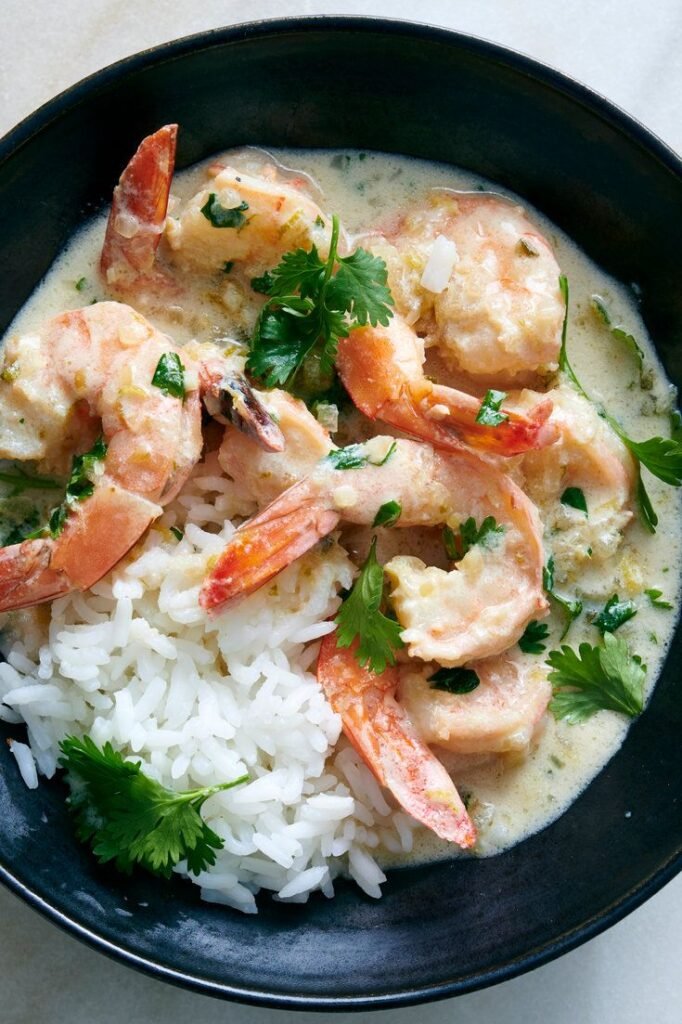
[1,1,681,1021]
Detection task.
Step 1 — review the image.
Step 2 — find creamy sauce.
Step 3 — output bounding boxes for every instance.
[1,147,680,868]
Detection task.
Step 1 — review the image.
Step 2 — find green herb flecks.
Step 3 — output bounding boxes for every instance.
[560,487,588,515]
[334,537,404,674]
[326,440,396,471]
[644,588,672,610]
[560,275,682,532]
[543,555,582,638]
[428,667,480,694]
[593,594,637,634]
[475,389,509,427]
[547,633,646,723]
[372,500,402,528]
[45,437,108,538]
[246,214,393,393]
[519,620,550,655]
[59,735,247,878]
[0,467,62,497]
[443,516,505,562]
[201,194,249,229]
[170,526,184,542]
[591,295,645,375]
[151,352,185,400]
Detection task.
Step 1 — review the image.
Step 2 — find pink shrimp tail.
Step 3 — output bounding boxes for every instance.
[200,497,340,613]
[317,634,476,848]
[100,124,177,292]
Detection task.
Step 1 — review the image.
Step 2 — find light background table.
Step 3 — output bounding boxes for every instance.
[1,2,681,1021]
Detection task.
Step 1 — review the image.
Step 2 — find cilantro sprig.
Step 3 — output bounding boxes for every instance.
[246,215,394,391]
[593,594,637,634]
[543,555,582,638]
[547,633,646,723]
[201,194,249,229]
[428,667,480,694]
[152,352,185,400]
[46,437,108,537]
[560,275,682,532]
[334,537,404,673]
[519,620,550,654]
[443,516,505,562]
[475,389,509,427]
[59,735,247,878]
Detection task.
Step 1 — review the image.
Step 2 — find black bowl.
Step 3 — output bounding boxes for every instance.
[1,16,681,1011]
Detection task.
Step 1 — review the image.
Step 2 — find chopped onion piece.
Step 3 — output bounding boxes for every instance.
[420,235,458,293]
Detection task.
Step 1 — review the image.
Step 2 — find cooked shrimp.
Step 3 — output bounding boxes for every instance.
[201,438,548,665]
[101,125,177,295]
[399,651,551,756]
[218,389,332,505]
[368,192,563,383]
[316,634,476,848]
[515,385,635,581]
[0,302,202,611]
[165,160,333,277]
[337,315,557,456]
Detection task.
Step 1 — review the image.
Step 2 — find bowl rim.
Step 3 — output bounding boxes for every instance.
[1,14,681,1011]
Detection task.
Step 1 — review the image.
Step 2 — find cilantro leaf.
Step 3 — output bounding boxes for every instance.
[519,620,550,654]
[0,467,61,497]
[334,537,404,673]
[591,295,645,372]
[372,500,402,527]
[560,487,588,515]
[547,633,646,723]
[543,555,582,638]
[59,735,247,878]
[46,437,108,538]
[326,444,369,470]
[644,588,672,610]
[444,516,505,561]
[200,194,249,229]
[151,352,185,400]
[170,526,184,541]
[475,389,509,427]
[593,594,637,634]
[428,667,480,694]
[329,248,394,326]
[246,214,393,395]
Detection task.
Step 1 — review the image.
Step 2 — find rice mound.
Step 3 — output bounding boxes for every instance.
[0,451,416,912]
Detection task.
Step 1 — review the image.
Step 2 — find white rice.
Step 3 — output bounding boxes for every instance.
[0,450,416,911]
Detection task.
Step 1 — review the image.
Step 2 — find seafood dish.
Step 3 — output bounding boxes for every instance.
[0,125,679,913]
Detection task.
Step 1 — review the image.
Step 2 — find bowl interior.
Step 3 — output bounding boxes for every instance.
[1,18,681,1010]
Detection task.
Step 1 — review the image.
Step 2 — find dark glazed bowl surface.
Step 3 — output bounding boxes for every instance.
[0,17,681,1011]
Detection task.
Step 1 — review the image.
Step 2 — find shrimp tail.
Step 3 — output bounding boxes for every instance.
[317,635,476,848]
[422,386,558,454]
[0,539,71,611]
[200,363,285,453]
[100,124,177,291]
[200,493,340,613]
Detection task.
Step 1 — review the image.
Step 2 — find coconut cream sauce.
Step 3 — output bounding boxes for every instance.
[1,148,680,865]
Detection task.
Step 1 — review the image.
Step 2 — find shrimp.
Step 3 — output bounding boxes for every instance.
[101,125,177,295]
[398,651,551,756]
[336,315,557,456]
[368,191,564,383]
[0,302,202,611]
[201,438,548,665]
[514,385,635,581]
[217,388,332,505]
[316,634,476,848]
[165,158,333,278]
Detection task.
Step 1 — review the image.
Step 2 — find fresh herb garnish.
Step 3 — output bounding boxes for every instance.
[222,261,234,274]
[334,537,404,673]
[43,437,108,538]
[547,633,646,723]
[246,214,393,390]
[591,295,645,373]
[560,275,682,532]
[0,467,61,497]
[170,526,184,541]
[1,507,40,546]
[443,516,505,561]
[560,487,588,515]
[543,555,582,638]
[519,620,550,655]
[644,588,672,610]
[594,594,637,634]
[151,352,185,400]
[428,667,480,694]
[58,735,247,878]
[372,500,402,528]
[251,271,274,294]
[75,276,87,292]
[325,441,396,471]
[475,389,509,427]
[200,194,249,229]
